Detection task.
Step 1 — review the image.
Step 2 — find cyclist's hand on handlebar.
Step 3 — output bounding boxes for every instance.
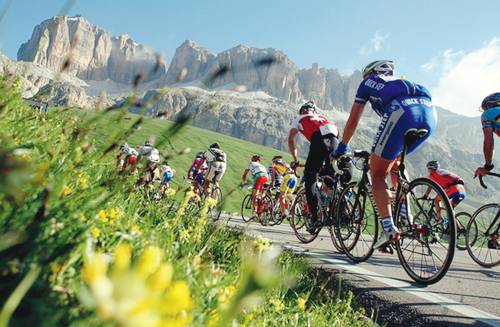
[474,166,490,178]
[332,142,350,159]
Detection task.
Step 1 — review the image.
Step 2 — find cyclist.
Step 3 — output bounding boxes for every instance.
[158,161,175,197]
[475,92,500,177]
[195,143,227,196]
[333,60,437,249]
[139,139,154,159]
[187,152,208,194]
[271,156,298,216]
[268,159,283,189]
[140,147,161,186]
[242,155,269,215]
[424,161,466,218]
[116,142,139,172]
[288,101,340,230]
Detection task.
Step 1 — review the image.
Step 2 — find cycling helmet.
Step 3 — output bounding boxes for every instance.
[299,101,317,115]
[251,155,261,162]
[272,155,282,162]
[362,60,395,79]
[210,142,220,149]
[195,151,204,158]
[144,140,152,146]
[426,160,440,170]
[120,142,128,150]
[481,92,500,111]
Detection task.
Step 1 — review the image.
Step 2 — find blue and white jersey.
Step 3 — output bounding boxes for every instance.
[481,107,500,132]
[355,75,432,116]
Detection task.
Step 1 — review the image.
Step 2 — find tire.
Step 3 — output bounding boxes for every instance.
[395,177,455,285]
[466,203,500,268]
[455,212,473,251]
[207,187,222,221]
[327,192,344,253]
[335,181,378,262]
[257,193,275,226]
[241,194,254,222]
[290,190,320,243]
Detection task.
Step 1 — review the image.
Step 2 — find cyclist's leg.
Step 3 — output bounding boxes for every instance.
[304,132,327,222]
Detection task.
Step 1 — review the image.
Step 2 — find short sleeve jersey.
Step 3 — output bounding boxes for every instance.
[246,162,268,178]
[355,75,432,116]
[203,148,227,163]
[481,107,500,133]
[429,169,462,189]
[291,113,331,141]
[272,160,291,177]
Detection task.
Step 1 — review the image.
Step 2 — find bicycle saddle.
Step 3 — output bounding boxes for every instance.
[404,128,428,148]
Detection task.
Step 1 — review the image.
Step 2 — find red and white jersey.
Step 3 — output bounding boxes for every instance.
[291,113,338,141]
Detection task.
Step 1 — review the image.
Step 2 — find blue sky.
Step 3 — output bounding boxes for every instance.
[1,0,500,116]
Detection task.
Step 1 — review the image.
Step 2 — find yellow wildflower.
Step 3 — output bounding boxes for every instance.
[98,210,108,223]
[91,227,101,239]
[60,185,73,197]
[270,298,285,312]
[218,285,236,304]
[161,281,192,314]
[79,213,87,222]
[137,246,162,276]
[297,296,307,311]
[130,224,142,236]
[149,263,173,292]
[108,208,122,221]
[78,175,89,189]
[165,188,177,198]
[206,197,218,209]
[180,228,190,242]
[82,253,108,284]
[253,237,272,253]
[114,243,131,271]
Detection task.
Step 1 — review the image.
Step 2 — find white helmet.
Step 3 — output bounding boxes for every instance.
[148,149,160,163]
[362,60,395,79]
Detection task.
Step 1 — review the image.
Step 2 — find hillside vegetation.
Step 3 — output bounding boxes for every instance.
[0,77,371,326]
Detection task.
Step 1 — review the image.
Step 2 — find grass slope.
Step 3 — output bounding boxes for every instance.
[90,111,296,213]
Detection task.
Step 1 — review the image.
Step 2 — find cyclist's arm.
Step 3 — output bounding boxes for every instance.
[340,102,365,145]
[288,128,299,162]
[483,126,495,165]
[242,169,250,184]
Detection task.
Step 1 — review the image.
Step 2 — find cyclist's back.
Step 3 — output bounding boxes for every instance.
[203,143,227,185]
[481,106,500,134]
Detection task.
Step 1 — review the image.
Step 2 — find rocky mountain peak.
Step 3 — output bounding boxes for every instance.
[17,16,167,84]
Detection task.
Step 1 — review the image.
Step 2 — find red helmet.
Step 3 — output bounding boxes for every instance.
[251,155,261,162]
[299,101,317,115]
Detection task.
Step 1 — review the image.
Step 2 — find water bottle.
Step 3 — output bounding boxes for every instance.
[344,190,353,200]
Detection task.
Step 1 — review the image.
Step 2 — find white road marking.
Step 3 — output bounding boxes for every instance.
[295,247,500,327]
[228,218,500,326]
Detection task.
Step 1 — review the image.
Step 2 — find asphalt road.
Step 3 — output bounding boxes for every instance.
[224,215,500,327]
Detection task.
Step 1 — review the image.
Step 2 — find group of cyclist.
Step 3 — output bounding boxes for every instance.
[284,60,499,251]
[116,59,499,252]
[117,140,228,200]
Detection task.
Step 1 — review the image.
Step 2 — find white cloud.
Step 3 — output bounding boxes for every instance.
[428,38,500,117]
[359,31,388,55]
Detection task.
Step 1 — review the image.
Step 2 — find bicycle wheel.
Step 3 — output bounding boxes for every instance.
[207,187,222,221]
[395,178,455,285]
[456,212,473,251]
[257,193,275,226]
[335,182,378,262]
[466,203,500,268]
[290,190,320,243]
[241,194,254,222]
[327,193,343,253]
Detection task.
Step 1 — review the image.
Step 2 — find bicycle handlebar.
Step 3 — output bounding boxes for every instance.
[478,172,500,189]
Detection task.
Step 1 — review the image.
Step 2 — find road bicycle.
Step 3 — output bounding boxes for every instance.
[289,159,350,252]
[335,129,456,285]
[466,172,500,267]
[240,183,275,226]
